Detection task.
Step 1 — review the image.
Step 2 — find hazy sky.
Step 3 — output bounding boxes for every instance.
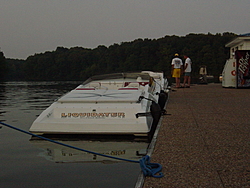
[1,0,249,59]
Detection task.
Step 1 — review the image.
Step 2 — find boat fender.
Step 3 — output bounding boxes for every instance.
[149,102,162,139]
[150,101,161,123]
[149,77,154,87]
[158,91,168,112]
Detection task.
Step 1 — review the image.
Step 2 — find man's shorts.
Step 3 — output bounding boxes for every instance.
[172,68,181,78]
[184,72,191,76]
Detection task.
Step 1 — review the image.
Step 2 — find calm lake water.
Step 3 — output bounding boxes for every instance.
[0,81,147,188]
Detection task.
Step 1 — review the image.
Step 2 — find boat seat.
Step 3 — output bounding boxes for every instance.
[126,82,140,88]
[119,82,140,90]
[89,82,101,89]
[118,87,138,90]
[76,88,95,90]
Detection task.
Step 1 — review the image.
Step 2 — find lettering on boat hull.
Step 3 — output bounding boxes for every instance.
[61,112,126,119]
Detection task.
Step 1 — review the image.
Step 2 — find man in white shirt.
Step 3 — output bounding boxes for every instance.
[171,53,183,88]
[183,55,192,88]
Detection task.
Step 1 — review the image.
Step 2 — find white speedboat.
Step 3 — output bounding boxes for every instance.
[29,71,169,137]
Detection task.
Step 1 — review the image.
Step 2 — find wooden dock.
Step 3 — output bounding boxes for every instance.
[143,84,250,187]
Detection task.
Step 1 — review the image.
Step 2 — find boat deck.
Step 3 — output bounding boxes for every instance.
[58,89,144,103]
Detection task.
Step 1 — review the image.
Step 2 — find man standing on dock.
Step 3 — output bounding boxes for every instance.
[171,53,183,88]
[183,55,192,88]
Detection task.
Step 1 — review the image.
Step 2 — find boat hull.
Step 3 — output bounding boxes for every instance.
[29,71,169,136]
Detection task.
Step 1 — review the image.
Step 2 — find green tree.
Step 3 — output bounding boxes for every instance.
[4,32,237,81]
[0,52,6,81]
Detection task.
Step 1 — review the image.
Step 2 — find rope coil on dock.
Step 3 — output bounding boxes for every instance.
[139,155,163,178]
[0,121,163,178]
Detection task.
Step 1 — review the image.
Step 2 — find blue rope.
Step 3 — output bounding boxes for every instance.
[0,121,163,178]
[139,155,163,178]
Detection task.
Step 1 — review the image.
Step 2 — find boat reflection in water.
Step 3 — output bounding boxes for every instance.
[30,135,148,163]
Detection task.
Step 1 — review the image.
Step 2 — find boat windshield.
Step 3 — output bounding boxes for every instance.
[82,72,151,85]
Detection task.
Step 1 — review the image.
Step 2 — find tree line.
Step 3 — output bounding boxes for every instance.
[1,32,237,82]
